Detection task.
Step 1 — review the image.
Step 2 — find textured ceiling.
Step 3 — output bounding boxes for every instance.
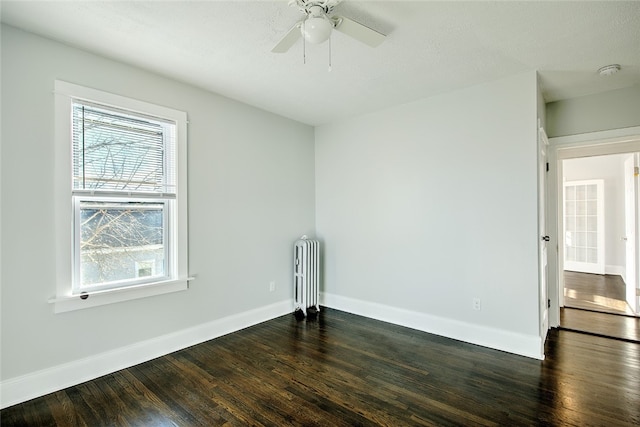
[2,1,639,126]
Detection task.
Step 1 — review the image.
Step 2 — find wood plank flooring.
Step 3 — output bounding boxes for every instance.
[564,271,635,315]
[561,307,640,342]
[2,308,640,426]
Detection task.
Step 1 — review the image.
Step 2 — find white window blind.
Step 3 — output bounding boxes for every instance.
[72,101,176,196]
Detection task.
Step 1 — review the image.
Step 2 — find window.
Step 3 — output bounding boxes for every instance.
[52,81,189,312]
[72,102,174,292]
[563,179,605,275]
[135,260,157,278]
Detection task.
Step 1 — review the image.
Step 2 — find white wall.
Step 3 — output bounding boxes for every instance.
[546,85,640,138]
[0,24,315,401]
[315,72,541,358]
[563,154,627,274]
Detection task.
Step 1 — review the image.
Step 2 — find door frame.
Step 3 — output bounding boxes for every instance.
[538,124,550,352]
[547,126,640,327]
[624,153,640,313]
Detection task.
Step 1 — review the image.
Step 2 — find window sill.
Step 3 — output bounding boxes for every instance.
[48,278,193,313]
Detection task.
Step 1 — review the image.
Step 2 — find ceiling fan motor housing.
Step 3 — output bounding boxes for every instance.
[301,5,333,44]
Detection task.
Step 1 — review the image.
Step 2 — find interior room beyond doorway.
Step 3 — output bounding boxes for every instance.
[561,153,638,317]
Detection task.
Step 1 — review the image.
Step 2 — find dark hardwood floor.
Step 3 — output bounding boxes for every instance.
[563,271,635,315]
[2,308,640,426]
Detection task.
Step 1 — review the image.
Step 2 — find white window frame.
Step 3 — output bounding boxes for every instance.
[51,81,190,313]
[73,196,170,292]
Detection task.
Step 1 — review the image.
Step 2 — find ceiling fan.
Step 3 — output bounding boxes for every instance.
[271,0,386,53]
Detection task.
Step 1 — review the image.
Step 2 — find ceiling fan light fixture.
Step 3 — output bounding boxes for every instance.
[302,16,332,44]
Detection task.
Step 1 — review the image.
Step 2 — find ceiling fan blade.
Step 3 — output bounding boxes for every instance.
[272,22,303,53]
[334,16,386,48]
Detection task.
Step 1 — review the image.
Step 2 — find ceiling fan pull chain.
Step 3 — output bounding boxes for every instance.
[302,21,306,65]
[328,34,332,72]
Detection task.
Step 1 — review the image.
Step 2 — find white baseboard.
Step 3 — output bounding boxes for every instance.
[605,265,625,278]
[0,300,292,409]
[321,292,543,361]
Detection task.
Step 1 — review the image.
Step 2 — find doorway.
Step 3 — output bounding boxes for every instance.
[547,130,640,341]
[561,154,634,316]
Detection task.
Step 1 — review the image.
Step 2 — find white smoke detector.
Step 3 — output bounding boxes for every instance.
[597,64,621,76]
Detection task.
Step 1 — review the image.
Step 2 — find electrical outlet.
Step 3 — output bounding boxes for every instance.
[473,298,481,311]
[269,281,276,292]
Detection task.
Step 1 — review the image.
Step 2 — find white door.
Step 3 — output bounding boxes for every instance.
[538,126,549,347]
[563,180,605,274]
[623,155,639,314]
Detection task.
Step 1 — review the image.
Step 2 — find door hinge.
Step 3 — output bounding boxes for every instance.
[546,162,549,172]
[635,166,639,177]
[548,299,551,308]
